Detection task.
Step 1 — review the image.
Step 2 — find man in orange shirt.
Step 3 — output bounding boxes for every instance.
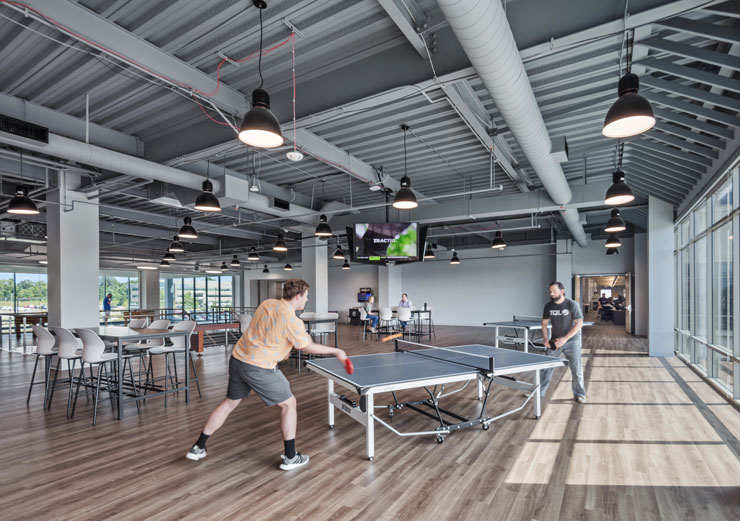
[186,279,348,470]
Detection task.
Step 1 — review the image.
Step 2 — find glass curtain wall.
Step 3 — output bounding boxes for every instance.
[159,274,235,320]
[675,168,738,401]
[0,267,48,313]
[98,271,140,316]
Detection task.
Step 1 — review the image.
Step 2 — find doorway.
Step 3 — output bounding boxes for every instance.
[574,273,634,334]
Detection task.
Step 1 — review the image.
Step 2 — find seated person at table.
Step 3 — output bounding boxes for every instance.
[363,295,379,333]
[612,294,624,309]
[398,293,412,329]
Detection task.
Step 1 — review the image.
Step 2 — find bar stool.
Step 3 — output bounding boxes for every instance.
[397,308,412,338]
[146,321,200,406]
[357,308,371,341]
[26,325,58,408]
[47,326,83,416]
[72,329,120,425]
[124,319,169,383]
[379,307,395,335]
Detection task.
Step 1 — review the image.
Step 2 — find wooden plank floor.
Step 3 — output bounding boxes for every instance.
[1,324,739,521]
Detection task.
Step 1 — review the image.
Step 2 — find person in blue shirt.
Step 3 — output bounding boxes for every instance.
[398,293,412,329]
[103,293,112,325]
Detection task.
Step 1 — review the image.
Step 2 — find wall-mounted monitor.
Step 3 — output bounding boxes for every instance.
[353,223,418,261]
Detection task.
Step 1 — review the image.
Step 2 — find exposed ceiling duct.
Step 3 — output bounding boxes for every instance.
[0,131,320,227]
[435,0,588,247]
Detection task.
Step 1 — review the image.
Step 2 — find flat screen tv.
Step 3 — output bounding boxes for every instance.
[353,222,418,261]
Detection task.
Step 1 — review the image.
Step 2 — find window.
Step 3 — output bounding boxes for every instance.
[711,350,733,395]
[693,237,708,371]
[0,269,48,313]
[712,223,733,353]
[99,272,139,313]
[712,178,732,224]
[159,274,235,319]
[680,219,690,247]
[681,246,691,333]
[694,203,707,236]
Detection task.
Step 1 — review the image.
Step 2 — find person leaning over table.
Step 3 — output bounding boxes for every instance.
[185,278,348,471]
[398,293,413,329]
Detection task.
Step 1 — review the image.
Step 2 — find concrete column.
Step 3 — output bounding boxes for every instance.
[301,237,328,314]
[47,171,99,328]
[378,264,402,308]
[648,196,674,356]
[555,239,573,293]
[634,233,648,336]
[140,269,159,310]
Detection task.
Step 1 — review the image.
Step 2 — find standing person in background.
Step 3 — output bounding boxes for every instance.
[363,295,379,334]
[103,293,112,325]
[398,293,413,329]
[540,282,586,404]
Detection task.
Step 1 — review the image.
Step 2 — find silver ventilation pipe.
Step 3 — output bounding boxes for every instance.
[435,0,588,246]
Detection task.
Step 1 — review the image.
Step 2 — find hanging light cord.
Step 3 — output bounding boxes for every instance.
[403,128,408,177]
[292,30,297,152]
[258,6,264,89]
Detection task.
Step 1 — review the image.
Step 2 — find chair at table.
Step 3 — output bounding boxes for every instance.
[124,319,170,383]
[145,320,200,405]
[26,325,58,409]
[309,313,337,348]
[72,329,122,425]
[357,308,372,341]
[47,326,83,416]
[397,308,412,338]
[236,313,252,335]
[378,307,395,335]
[128,318,147,328]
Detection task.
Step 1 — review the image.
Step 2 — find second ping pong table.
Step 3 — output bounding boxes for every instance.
[306,340,566,460]
[484,315,594,352]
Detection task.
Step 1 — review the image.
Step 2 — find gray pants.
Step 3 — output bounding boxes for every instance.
[539,338,586,399]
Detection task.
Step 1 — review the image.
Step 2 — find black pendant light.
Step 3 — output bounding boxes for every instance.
[450,251,460,265]
[237,1,284,148]
[491,230,506,250]
[168,235,185,253]
[605,208,627,233]
[606,247,619,255]
[194,161,221,212]
[393,124,418,210]
[160,259,170,268]
[283,263,293,271]
[605,234,622,248]
[342,258,351,270]
[603,73,655,138]
[273,234,288,252]
[163,252,176,261]
[220,261,229,271]
[605,170,635,206]
[423,244,435,259]
[230,255,241,268]
[178,216,198,239]
[333,246,345,260]
[248,247,260,261]
[8,150,39,216]
[262,264,270,273]
[315,214,332,237]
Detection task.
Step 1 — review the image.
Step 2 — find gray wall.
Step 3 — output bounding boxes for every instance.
[572,237,635,275]
[328,263,379,313]
[401,244,555,326]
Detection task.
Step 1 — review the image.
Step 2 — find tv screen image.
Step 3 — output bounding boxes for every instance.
[354,223,418,261]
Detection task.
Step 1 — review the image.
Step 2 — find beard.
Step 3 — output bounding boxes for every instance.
[551,295,561,303]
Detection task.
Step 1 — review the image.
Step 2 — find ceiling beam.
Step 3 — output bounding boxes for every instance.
[641,75,740,112]
[638,37,740,71]
[639,57,740,94]
[17,0,247,116]
[645,91,740,128]
[652,107,734,140]
[644,130,719,160]
[655,17,740,45]
[377,0,429,58]
[652,121,725,150]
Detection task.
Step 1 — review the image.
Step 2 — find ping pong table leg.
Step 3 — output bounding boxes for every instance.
[535,369,541,419]
[365,392,375,461]
[524,330,529,354]
[327,380,335,428]
[477,374,483,400]
[495,326,500,348]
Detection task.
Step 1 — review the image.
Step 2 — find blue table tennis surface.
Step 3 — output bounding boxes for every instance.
[306,344,562,392]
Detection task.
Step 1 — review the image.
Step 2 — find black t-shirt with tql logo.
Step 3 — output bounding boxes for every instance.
[542,298,583,340]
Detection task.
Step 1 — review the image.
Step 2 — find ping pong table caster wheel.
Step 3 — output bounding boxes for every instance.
[329,425,335,430]
[387,405,394,418]
[367,456,374,461]
[482,424,490,431]
[436,435,445,444]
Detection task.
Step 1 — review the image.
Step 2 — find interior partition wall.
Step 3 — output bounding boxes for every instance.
[675,164,739,402]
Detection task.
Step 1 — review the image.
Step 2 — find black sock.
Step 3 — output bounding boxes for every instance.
[284,439,296,459]
[195,432,210,450]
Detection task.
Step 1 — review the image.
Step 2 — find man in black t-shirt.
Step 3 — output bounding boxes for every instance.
[540,281,586,403]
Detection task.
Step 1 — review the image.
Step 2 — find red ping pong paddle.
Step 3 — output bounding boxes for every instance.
[344,358,354,375]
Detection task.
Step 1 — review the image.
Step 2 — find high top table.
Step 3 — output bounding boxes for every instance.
[84,326,190,419]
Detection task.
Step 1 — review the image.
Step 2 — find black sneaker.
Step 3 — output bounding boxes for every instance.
[279,452,309,470]
[186,445,207,461]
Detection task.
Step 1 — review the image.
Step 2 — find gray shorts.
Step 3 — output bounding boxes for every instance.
[227,356,293,406]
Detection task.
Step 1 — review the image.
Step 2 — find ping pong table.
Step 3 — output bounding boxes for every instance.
[306,340,566,460]
[484,315,594,352]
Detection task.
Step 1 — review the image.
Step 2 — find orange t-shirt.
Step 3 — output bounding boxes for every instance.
[232,299,312,369]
